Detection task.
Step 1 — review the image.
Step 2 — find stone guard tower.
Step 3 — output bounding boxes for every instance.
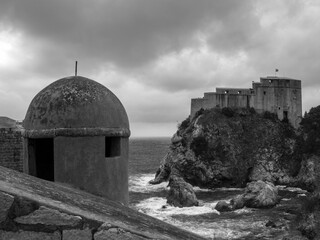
[23,76,130,205]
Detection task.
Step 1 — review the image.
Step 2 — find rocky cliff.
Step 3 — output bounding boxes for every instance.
[151,108,302,190]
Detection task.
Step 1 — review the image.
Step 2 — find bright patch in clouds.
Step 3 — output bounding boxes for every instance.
[0,0,320,136]
[0,29,22,68]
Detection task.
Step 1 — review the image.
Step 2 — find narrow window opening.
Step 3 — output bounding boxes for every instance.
[238,91,241,94]
[283,111,289,123]
[28,138,54,181]
[225,90,229,94]
[105,137,121,157]
[263,91,266,95]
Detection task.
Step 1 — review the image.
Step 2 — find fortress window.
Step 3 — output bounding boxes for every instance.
[105,137,121,157]
[263,91,266,95]
[225,90,229,94]
[269,80,272,84]
[238,91,241,94]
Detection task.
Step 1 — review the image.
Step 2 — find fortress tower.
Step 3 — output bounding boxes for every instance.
[191,76,302,128]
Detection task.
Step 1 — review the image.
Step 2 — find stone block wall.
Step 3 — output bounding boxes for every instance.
[0,191,147,240]
[0,128,23,172]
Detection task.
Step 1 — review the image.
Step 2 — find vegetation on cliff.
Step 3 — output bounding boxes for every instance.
[151,107,300,189]
[150,105,320,239]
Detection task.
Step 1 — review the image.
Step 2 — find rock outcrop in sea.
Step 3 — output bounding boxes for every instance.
[152,108,300,181]
[150,107,306,207]
[149,105,320,239]
[215,180,279,212]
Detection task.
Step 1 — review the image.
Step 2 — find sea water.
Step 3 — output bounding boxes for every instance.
[128,137,306,239]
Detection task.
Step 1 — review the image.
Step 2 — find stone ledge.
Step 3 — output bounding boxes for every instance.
[0,230,60,240]
[0,166,205,240]
[14,206,82,227]
[0,191,14,224]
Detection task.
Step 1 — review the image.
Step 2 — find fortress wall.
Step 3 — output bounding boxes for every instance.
[226,94,252,108]
[214,94,228,108]
[274,84,302,128]
[253,79,302,128]
[0,128,23,172]
[291,87,302,127]
[191,77,302,128]
[203,93,219,108]
[191,98,206,117]
[253,85,276,113]
[191,93,254,118]
[216,88,252,95]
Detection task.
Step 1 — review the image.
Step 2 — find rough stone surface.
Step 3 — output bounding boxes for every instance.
[0,191,14,223]
[23,76,129,131]
[0,230,60,240]
[11,196,39,218]
[14,206,82,227]
[151,108,299,191]
[215,200,232,212]
[171,133,182,144]
[230,195,245,210]
[293,155,320,192]
[94,229,146,240]
[0,127,23,172]
[0,166,205,240]
[236,181,279,209]
[298,213,317,240]
[63,228,92,240]
[167,169,198,207]
[282,235,309,240]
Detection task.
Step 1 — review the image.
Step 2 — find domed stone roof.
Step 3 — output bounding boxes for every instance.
[23,76,130,137]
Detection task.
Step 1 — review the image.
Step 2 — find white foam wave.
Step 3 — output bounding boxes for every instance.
[281,198,291,201]
[234,207,252,214]
[193,186,243,192]
[183,222,254,239]
[133,197,259,239]
[135,197,220,219]
[298,193,307,197]
[285,187,308,194]
[129,174,168,192]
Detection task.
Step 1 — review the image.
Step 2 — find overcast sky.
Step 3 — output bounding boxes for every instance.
[0,0,319,137]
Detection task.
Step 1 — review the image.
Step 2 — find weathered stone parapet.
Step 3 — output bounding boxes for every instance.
[62,228,92,240]
[94,222,148,240]
[0,230,61,240]
[14,206,82,227]
[0,166,205,240]
[0,194,149,240]
[0,127,23,172]
[22,127,131,138]
[0,191,14,223]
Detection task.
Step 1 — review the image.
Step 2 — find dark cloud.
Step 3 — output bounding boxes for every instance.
[1,0,320,136]
[0,0,256,71]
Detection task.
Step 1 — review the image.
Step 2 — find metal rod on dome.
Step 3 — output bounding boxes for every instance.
[75,61,78,76]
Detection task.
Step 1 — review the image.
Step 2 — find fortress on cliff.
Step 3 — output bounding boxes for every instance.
[191,76,302,128]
